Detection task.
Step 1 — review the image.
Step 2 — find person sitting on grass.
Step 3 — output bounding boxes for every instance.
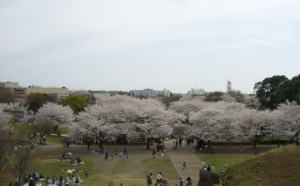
[185,177,192,186]
[207,164,211,172]
[179,177,184,186]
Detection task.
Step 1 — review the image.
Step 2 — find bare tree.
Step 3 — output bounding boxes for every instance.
[14,132,32,186]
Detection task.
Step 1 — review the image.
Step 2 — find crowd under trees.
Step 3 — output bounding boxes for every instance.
[0,74,300,149]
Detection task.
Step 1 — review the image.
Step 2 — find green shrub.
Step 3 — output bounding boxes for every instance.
[258,136,282,144]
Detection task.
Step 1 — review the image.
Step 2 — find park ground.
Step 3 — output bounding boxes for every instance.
[2,137,299,186]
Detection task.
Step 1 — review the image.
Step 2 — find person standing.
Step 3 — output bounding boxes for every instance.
[201,160,206,169]
[85,171,88,179]
[182,161,187,170]
[146,173,153,186]
[123,147,128,159]
[104,152,109,161]
[179,137,183,147]
[156,172,162,185]
[152,150,156,160]
[43,135,46,144]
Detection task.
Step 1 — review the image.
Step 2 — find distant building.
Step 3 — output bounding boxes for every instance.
[0,81,26,101]
[91,90,129,96]
[129,88,171,98]
[163,89,172,97]
[0,81,21,88]
[0,81,70,101]
[13,88,26,99]
[227,80,232,92]
[26,86,69,101]
[187,88,205,96]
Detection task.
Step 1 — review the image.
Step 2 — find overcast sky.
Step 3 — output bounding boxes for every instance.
[0,0,299,93]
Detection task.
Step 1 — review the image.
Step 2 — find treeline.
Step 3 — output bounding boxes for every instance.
[254,74,300,110]
[25,91,95,114]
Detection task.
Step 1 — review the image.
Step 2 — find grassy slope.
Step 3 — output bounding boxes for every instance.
[199,154,250,173]
[222,145,300,186]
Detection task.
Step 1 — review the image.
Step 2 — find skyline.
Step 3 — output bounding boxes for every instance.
[1,0,300,93]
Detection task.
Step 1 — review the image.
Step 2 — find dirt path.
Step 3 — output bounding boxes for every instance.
[166,140,202,185]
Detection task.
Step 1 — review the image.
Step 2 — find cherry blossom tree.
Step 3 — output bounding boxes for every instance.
[189,101,246,143]
[0,104,12,130]
[170,96,208,117]
[71,95,184,148]
[271,102,300,144]
[72,94,296,147]
[35,103,74,134]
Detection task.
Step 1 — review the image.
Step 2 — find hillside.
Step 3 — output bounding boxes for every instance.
[222,145,300,186]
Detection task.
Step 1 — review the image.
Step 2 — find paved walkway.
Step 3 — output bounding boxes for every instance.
[166,140,202,185]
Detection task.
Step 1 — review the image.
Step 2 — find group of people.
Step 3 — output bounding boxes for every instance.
[201,160,213,172]
[146,172,168,186]
[172,137,184,150]
[146,172,193,186]
[60,152,84,165]
[172,137,194,150]
[196,139,213,153]
[29,132,46,145]
[91,148,129,161]
[105,148,129,160]
[63,138,71,148]
[178,177,192,186]
[11,170,85,186]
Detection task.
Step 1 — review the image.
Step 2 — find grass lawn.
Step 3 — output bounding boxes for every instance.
[46,135,65,144]
[0,144,179,186]
[142,157,179,179]
[199,154,251,173]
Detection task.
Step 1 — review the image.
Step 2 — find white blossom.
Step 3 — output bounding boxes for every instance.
[35,103,74,127]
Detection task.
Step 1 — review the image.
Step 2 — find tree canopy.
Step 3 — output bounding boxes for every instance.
[25,93,52,113]
[58,95,88,114]
[254,74,300,110]
[254,75,288,110]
